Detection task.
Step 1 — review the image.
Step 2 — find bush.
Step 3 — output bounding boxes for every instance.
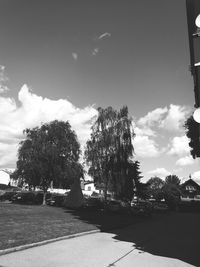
[83,196,104,210]
[178,200,200,212]
[12,191,51,205]
[163,184,181,211]
[46,194,65,207]
[0,191,18,202]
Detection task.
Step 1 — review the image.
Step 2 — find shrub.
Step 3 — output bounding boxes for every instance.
[12,191,51,205]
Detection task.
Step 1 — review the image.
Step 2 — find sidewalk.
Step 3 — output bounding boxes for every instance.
[0,226,195,267]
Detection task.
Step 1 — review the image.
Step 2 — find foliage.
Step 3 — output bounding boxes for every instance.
[146,176,165,201]
[127,160,144,198]
[162,183,181,210]
[163,175,181,210]
[147,176,164,190]
[14,120,83,204]
[185,115,200,158]
[85,106,135,201]
[165,175,180,186]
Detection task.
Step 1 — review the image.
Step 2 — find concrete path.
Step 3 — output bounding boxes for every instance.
[0,226,195,267]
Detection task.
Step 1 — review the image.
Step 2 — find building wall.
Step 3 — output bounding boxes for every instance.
[0,170,10,185]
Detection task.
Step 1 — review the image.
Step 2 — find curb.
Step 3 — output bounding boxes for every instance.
[0,229,100,256]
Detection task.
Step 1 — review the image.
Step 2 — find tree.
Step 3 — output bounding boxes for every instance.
[15,120,83,204]
[185,115,200,158]
[127,160,143,198]
[146,176,165,201]
[85,106,135,201]
[163,175,181,210]
[165,175,180,186]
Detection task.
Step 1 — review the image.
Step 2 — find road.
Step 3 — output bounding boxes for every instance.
[0,212,199,267]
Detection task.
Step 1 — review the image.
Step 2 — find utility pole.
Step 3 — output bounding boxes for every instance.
[186,0,200,108]
[186,0,200,159]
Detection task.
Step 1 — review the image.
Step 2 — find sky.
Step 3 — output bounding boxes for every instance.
[0,0,200,183]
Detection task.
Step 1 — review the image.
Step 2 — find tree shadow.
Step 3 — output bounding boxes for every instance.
[65,208,200,266]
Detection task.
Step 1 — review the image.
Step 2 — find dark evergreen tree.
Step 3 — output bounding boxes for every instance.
[165,175,180,186]
[185,115,200,158]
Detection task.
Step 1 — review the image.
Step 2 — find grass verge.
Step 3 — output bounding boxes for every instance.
[0,202,142,250]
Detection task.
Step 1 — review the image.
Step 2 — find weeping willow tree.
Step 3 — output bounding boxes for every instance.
[14,120,83,205]
[85,106,135,201]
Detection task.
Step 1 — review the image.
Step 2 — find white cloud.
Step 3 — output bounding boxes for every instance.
[160,104,191,132]
[167,135,191,156]
[92,48,99,56]
[0,84,98,168]
[72,52,78,61]
[137,105,191,134]
[175,155,196,166]
[137,107,167,128]
[148,168,171,179]
[133,108,168,158]
[98,32,111,40]
[133,135,162,158]
[191,171,200,184]
[134,126,155,137]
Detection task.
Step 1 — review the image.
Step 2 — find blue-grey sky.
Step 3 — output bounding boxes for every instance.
[0,0,199,182]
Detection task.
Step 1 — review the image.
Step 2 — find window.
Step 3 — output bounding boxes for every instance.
[186,185,195,191]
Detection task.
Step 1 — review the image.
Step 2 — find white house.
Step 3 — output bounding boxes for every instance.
[81,180,100,196]
[0,170,10,185]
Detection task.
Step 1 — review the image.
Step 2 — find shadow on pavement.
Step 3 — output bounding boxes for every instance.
[66,209,200,266]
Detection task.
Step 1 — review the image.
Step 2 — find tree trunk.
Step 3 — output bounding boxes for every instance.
[42,189,47,205]
[104,177,108,202]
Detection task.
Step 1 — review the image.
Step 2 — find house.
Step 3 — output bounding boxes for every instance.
[181,178,200,199]
[81,180,100,196]
[0,170,10,185]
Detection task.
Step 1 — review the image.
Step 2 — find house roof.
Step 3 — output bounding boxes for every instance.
[84,181,94,185]
[181,178,200,190]
[0,169,12,175]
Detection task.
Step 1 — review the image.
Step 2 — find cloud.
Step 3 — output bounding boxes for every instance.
[160,104,191,132]
[137,107,167,128]
[137,104,191,133]
[133,104,193,161]
[92,47,99,56]
[0,65,9,93]
[167,135,191,156]
[134,126,155,137]
[98,32,111,40]
[133,135,163,158]
[148,168,171,178]
[0,84,98,168]
[72,52,78,61]
[175,155,196,166]
[132,108,167,158]
[191,171,200,184]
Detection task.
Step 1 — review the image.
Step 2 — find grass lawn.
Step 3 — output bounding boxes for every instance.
[0,202,141,250]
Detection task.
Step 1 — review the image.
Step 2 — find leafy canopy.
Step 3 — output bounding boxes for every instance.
[85,106,135,201]
[185,115,200,158]
[15,120,83,193]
